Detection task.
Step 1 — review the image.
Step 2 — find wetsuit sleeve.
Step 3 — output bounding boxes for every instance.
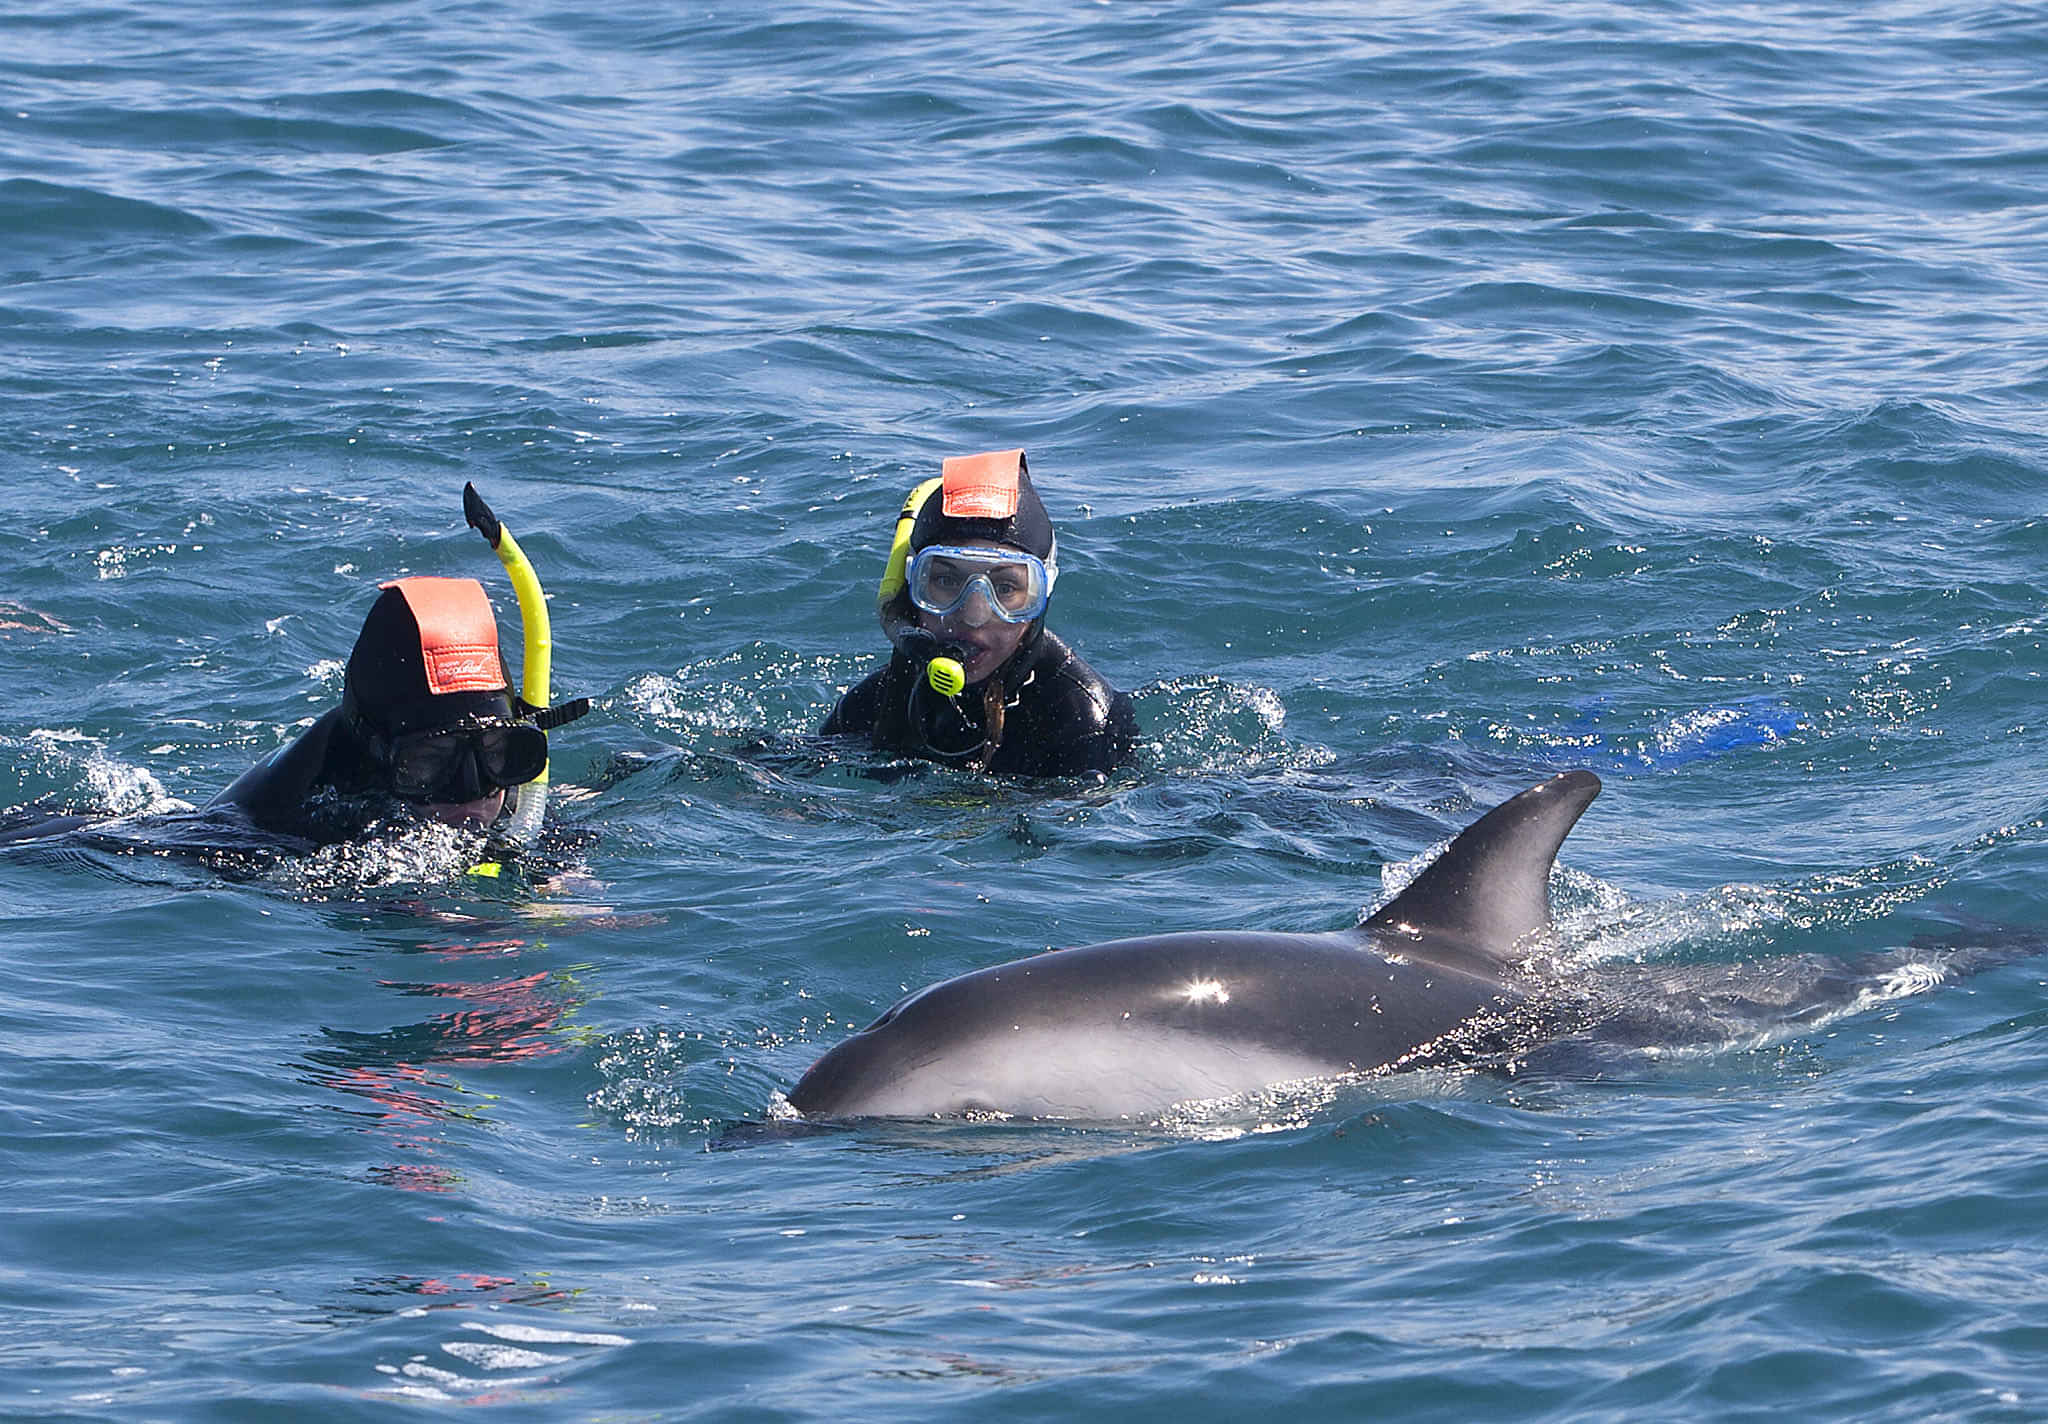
[209,708,356,836]
[1033,684,1137,777]
[998,637,1138,777]
[821,667,887,738]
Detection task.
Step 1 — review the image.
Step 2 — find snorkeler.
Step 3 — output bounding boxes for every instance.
[211,485,586,848]
[0,486,584,858]
[822,449,1136,777]
[212,577,539,841]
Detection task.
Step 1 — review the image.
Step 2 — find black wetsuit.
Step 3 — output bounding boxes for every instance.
[0,711,388,855]
[208,708,393,845]
[8,577,550,858]
[823,629,1137,777]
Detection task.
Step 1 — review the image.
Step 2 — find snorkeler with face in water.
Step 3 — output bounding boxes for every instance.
[822,449,1136,777]
[0,486,585,856]
[212,576,544,842]
[211,485,587,848]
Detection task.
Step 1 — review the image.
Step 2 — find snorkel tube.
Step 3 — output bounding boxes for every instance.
[877,476,969,697]
[463,482,555,846]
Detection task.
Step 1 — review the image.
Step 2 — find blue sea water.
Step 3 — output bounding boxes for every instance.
[6,0,2048,1417]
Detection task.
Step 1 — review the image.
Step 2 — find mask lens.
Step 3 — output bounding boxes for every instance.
[908,547,1049,623]
[387,722,547,800]
[388,736,463,799]
[477,723,548,786]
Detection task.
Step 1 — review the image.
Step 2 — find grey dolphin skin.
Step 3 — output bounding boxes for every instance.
[787,770,1606,1121]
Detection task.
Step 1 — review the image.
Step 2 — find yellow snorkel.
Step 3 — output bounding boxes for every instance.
[464,482,581,848]
[877,476,942,617]
[877,476,967,697]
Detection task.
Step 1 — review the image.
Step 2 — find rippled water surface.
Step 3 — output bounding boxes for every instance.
[7,2,2048,1418]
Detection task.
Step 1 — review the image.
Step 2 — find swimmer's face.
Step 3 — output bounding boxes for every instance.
[421,789,505,829]
[915,540,1032,684]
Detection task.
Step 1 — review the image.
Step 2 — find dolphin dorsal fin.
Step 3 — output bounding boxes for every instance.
[1364,771,1601,965]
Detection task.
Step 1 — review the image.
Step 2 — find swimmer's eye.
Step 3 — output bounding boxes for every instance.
[925,563,968,595]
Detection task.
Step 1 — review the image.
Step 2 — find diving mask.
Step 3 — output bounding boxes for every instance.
[907,544,1055,627]
[383,717,548,803]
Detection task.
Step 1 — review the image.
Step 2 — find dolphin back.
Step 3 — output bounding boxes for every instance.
[787,771,1606,1121]
[1363,770,1601,964]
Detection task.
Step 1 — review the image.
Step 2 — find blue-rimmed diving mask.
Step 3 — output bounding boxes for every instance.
[906,544,1056,627]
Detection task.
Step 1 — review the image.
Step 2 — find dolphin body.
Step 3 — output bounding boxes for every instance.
[787,770,1610,1121]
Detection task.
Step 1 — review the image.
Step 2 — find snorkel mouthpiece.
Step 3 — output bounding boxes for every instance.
[891,626,972,700]
[926,656,967,698]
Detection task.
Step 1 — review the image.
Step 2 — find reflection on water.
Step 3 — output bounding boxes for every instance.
[302,954,592,1192]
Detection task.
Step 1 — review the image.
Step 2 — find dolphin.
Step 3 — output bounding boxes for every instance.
[786,770,1610,1121]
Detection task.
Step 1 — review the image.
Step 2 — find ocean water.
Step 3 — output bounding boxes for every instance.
[6,0,2048,1417]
